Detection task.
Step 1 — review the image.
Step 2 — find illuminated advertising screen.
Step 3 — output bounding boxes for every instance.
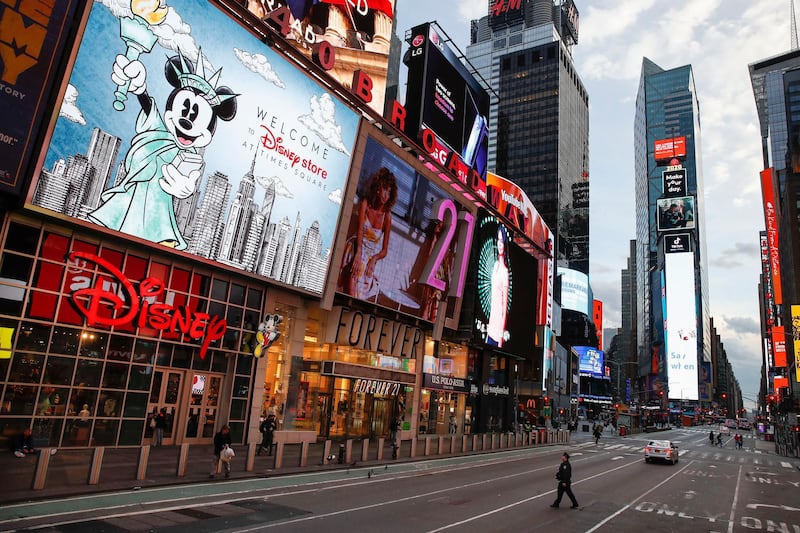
[335,133,474,323]
[0,0,83,197]
[246,0,396,115]
[574,346,604,378]
[404,23,490,181]
[560,268,589,316]
[664,251,699,400]
[656,196,696,232]
[29,0,360,296]
[654,136,686,161]
[761,168,783,305]
[472,211,537,357]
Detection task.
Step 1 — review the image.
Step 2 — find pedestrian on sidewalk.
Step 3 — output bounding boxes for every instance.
[550,452,579,509]
[258,414,277,456]
[210,425,232,478]
[153,408,167,447]
[593,424,602,445]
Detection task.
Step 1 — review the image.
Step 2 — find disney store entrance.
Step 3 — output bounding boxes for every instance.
[144,369,223,445]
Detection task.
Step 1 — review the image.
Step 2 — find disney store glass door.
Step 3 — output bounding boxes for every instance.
[183,373,221,443]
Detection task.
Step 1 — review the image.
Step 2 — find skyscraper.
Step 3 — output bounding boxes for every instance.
[749,48,800,411]
[466,0,588,274]
[634,58,711,405]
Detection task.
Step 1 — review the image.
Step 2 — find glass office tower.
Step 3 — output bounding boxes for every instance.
[634,58,711,406]
[466,0,589,275]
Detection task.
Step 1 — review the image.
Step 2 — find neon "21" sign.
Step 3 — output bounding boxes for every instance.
[418,198,475,298]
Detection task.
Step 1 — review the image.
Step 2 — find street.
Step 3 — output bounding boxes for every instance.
[1,427,798,533]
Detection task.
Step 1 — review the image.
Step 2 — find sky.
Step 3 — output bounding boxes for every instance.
[395,0,793,410]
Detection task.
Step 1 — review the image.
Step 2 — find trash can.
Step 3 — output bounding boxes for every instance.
[619,426,626,437]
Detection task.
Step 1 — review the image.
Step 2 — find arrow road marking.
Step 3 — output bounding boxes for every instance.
[746,504,800,512]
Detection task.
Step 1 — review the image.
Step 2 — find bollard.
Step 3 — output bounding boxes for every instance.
[323,440,332,464]
[88,447,104,485]
[300,441,310,467]
[246,442,257,472]
[362,439,370,462]
[338,443,345,464]
[392,438,399,459]
[377,437,385,461]
[137,445,150,480]
[177,443,190,477]
[32,447,53,490]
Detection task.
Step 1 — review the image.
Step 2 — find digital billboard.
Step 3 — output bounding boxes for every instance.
[656,196,696,232]
[0,0,83,198]
[484,172,554,329]
[404,23,490,183]
[574,346,604,379]
[761,168,783,305]
[29,0,360,296]
[335,132,475,324]
[664,251,699,400]
[560,268,589,316]
[654,136,686,161]
[472,211,538,357]
[245,0,396,116]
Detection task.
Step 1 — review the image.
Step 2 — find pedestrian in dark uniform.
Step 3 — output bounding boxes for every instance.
[258,414,277,456]
[551,452,579,509]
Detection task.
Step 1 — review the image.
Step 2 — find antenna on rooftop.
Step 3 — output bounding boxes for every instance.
[792,0,799,50]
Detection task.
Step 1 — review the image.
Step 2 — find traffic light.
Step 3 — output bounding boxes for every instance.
[722,393,727,400]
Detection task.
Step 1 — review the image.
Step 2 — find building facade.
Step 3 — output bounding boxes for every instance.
[634,58,712,412]
[466,0,588,275]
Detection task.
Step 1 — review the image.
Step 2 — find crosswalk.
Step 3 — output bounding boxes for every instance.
[577,439,800,469]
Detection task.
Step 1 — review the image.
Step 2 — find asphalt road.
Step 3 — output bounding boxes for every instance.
[1,427,798,533]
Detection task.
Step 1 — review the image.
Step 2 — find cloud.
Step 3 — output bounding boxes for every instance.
[59,84,86,125]
[253,175,294,199]
[298,93,351,156]
[233,48,285,88]
[720,316,761,336]
[328,189,343,205]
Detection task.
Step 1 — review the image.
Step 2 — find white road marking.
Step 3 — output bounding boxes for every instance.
[727,465,743,533]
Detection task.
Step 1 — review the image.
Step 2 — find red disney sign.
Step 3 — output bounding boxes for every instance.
[68,251,227,359]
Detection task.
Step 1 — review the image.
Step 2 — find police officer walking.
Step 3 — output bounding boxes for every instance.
[551,452,579,509]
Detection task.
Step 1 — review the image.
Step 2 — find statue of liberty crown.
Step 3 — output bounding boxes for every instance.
[171,48,236,107]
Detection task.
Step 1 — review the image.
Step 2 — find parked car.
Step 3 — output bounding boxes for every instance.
[644,439,679,465]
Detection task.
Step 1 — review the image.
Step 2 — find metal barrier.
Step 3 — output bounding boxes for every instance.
[7,430,571,495]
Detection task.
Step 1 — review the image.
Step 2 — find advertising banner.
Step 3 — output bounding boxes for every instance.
[760,168,783,305]
[656,196,696,232]
[29,0,360,296]
[245,0,396,116]
[664,233,691,253]
[335,133,474,323]
[404,23,489,183]
[792,305,800,382]
[0,0,83,197]
[664,251,699,400]
[654,136,686,161]
[574,346,604,378]
[663,168,687,197]
[560,268,589,316]
[471,211,537,357]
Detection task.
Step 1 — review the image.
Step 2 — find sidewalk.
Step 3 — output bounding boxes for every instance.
[0,431,571,505]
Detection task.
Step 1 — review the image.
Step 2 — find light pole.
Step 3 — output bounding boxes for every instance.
[607,360,638,405]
